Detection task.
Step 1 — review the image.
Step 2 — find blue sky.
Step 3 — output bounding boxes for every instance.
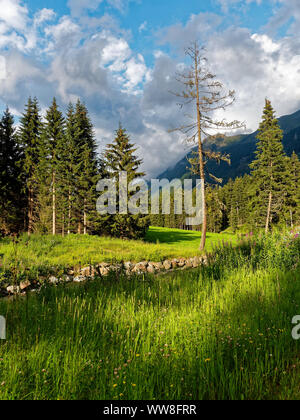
[20,0,290,66]
[0,0,299,176]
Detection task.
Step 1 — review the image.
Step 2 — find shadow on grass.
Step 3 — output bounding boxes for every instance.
[145,228,216,245]
[1,264,300,400]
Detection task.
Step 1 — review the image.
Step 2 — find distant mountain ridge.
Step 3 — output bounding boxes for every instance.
[158,109,300,184]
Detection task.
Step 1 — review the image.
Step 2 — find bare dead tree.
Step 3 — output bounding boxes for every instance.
[169,41,245,250]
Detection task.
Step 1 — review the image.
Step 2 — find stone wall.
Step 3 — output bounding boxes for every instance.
[4,255,208,295]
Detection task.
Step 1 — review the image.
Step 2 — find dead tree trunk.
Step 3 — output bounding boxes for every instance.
[195,53,207,251]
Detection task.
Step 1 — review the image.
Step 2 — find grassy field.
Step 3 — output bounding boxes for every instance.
[0,232,299,400]
[0,227,236,275]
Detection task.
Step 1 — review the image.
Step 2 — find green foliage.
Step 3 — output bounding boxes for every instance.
[150,101,299,234]
[159,108,300,185]
[72,100,99,234]
[250,99,287,229]
[18,97,43,234]
[0,108,24,233]
[283,151,300,227]
[211,231,300,272]
[37,98,66,234]
[100,125,150,239]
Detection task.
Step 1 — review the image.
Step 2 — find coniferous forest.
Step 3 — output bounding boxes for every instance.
[150,100,300,233]
[0,97,150,239]
[1,97,299,239]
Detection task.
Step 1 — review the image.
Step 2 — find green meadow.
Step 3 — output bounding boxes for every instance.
[0,227,236,274]
[0,231,299,400]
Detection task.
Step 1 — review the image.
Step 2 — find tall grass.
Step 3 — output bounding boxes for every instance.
[0,228,236,285]
[0,233,299,400]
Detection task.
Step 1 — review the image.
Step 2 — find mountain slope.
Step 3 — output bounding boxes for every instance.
[158,109,300,184]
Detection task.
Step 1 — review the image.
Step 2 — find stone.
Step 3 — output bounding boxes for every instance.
[185,259,193,268]
[178,258,186,267]
[152,262,163,270]
[7,285,20,294]
[100,267,109,276]
[171,259,178,268]
[191,257,201,268]
[20,280,31,291]
[132,265,141,274]
[202,256,208,265]
[49,276,59,284]
[100,263,110,268]
[109,264,122,272]
[81,266,93,276]
[73,276,86,283]
[163,260,172,270]
[62,275,72,283]
[147,263,156,274]
[134,262,148,272]
[124,262,133,271]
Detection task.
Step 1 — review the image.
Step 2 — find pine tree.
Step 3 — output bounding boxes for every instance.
[285,151,300,228]
[74,100,99,234]
[206,186,223,233]
[42,98,66,235]
[101,125,150,239]
[18,97,43,235]
[250,99,287,233]
[0,108,24,233]
[61,103,81,235]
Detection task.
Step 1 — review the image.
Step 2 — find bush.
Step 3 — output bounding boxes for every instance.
[211,232,300,274]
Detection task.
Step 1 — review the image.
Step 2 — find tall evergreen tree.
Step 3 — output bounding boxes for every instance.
[101,125,150,239]
[18,97,42,235]
[42,98,66,235]
[62,103,81,235]
[0,108,24,233]
[74,100,99,234]
[250,99,287,233]
[284,151,300,228]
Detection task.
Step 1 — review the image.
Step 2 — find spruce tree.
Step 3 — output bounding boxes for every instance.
[0,108,24,233]
[74,100,99,234]
[285,151,300,228]
[42,98,66,235]
[18,97,42,235]
[250,99,287,233]
[62,103,81,235]
[102,125,150,239]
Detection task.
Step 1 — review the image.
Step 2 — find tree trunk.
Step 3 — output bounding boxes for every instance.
[194,52,207,251]
[28,187,33,236]
[290,209,293,228]
[62,214,65,237]
[265,191,272,234]
[52,171,56,235]
[83,198,87,235]
[67,188,71,235]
